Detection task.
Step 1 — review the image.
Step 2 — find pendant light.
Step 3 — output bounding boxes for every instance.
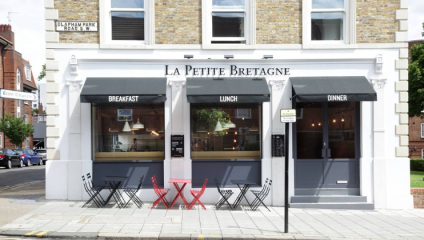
[214,119,223,132]
[133,118,144,129]
[249,124,259,132]
[311,119,315,127]
[122,118,131,132]
[224,105,236,129]
[341,112,345,122]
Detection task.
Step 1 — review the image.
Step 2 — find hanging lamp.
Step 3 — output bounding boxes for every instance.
[224,105,236,129]
[122,118,131,132]
[214,119,223,132]
[249,124,259,132]
[133,118,144,129]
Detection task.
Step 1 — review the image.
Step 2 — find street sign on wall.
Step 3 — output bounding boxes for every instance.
[0,89,37,101]
[280,109,296,123]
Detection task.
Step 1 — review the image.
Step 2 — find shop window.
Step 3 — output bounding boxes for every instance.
[17,68,21,91]
[191,103,261,160]
[92,103,164,161]
[100,0,153,48]
[303,0,355,45]
[421,123,424,138]
[203,0,255,45]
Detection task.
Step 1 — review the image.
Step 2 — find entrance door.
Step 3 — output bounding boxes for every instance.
[294,102,359,193]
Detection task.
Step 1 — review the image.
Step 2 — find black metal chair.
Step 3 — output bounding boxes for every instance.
[214,178,234,210]
[82,175,104,208]
[250,179,272,211]
[123,175,144,208]
[87,173,106,203]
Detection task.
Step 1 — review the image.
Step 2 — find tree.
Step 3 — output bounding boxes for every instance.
[409,40,424,117]
[38,64,46,81]
[0,113,34,148]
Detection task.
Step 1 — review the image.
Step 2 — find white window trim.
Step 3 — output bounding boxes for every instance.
[202,0,256,49]
[17,100,21,118]
[25,65,31,81]
[0,135,2,148]
[16,68,21,91]
[421,123,424,138]
[302,0,356,48]
[99,0,155,49]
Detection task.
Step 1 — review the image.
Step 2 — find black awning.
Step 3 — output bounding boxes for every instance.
[80,78,167,103]
[291,76,377,102]
[186,77,270,103]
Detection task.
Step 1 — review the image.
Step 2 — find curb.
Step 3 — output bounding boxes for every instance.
[0,230,329,239]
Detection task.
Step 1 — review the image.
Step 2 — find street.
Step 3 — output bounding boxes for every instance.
[0,165,47,228]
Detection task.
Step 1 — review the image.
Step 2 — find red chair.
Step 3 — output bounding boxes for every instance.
[188,178,208,210]
[151,175,170,209]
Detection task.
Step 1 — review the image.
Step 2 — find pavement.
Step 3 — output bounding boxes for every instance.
[1,199,424,240]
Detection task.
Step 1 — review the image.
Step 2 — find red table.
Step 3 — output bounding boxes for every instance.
[168,179,192,209]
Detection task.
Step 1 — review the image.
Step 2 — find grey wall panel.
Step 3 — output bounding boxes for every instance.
[192,160,261,188]
[33,123,46,138]
[92,161,164,189]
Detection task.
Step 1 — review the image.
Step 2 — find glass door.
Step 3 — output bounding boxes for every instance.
[295,102,359,190]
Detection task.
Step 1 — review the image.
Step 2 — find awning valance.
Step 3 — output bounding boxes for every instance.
[80,77,167,103]
[291,76,377,102]
[186,77,270,103]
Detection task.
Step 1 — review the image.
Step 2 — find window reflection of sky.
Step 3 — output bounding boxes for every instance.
[111,12,144,19]
[311,12,343,20]
[213,0,245,9]
[112,0,144,8]
[312,0,344,9]
[212,12,245,18]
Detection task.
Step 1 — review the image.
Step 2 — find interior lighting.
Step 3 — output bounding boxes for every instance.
[133,118,144,129]
[151,130,159,136]
[234,139,237,143]
[249,124,259,132]
[341,112,345,122]
[122,118,131,132]
[318,122,321,126]
[333,119,336,123]
[214,119,223,132]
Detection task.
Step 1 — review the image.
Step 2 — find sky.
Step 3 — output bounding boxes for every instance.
[0,0,423,84]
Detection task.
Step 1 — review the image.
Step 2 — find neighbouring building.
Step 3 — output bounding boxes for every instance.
[0,24,37,149]
[408,39,424,159]
[33,82,46,111]
[44,0,412,209]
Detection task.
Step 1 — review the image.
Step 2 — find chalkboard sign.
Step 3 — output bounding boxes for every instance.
[272,135,284,157]
[171,135,184,157]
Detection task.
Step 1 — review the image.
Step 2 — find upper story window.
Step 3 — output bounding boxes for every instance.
[303,0,355,46]
[16,68,21,91]
[212,0,246,44]
[25,65,31,81]
[100,0,153,48]
[203,0,255,46]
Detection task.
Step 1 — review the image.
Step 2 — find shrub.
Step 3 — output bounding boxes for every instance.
[411,159,424,171]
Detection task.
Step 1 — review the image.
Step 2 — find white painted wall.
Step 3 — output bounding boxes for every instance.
[45,48,413,209]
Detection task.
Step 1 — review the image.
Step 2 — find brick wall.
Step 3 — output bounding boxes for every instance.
[356,0,399,43]
[155,0,202,44]
[256,0,302,44]
[412,188,424,208]
[54,0,99,44]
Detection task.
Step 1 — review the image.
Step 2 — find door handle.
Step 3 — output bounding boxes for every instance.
[327,149,331,158]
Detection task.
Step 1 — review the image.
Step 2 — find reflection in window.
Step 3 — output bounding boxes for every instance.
[311,12,343,40]
[312,0,344,9]
[191,103,261,160]
[212,13,244,38]
[296,102,323,159]
[112,0,144,8]
[112,12,145,40]
[93,103,164,161]
[328,102,355,159]
[213,0,245,9]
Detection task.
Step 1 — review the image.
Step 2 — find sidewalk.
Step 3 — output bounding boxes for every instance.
[1,200,424,240]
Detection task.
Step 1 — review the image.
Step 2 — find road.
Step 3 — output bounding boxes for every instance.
[0,165,47,228]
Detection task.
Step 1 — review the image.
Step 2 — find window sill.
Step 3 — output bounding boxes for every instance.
[202,44,256,50]
[100,41,148,50]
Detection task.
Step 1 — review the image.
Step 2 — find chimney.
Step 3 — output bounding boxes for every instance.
[0,24,14,49]
[38,103,43,115]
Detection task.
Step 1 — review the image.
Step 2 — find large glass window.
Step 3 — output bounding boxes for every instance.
[92,103,164,161]
[190,103,261,160]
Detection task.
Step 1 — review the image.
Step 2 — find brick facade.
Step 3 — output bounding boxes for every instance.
[155,0,202,44]
[356,0,399,44]
[409,116,424,158]
[256,0,302,44]
[412,188,424,208]
[54,0,99,44]
[0,25,36,149]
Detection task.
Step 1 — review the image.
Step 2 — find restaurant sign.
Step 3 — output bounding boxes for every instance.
[0,89,36,101]
[56,21,98,32]
[166,65,290,76]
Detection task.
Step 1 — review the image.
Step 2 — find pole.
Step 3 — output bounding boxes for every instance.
[284,122,289,233]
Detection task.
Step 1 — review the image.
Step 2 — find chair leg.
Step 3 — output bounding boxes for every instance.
[189,193,206,210]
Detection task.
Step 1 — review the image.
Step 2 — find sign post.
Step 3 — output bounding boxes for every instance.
[0,89,37,101]
[280,109,296,233]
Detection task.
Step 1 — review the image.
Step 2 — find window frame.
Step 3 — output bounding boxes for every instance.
[421,123,424,138]
[303,0,356,47]
[17,100,21,118]
[16,68,21,91]
[25,65,31,81]
[100,0,155,49]
[202,0,256,47]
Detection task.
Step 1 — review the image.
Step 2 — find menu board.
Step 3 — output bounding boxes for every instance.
[171,135,184,157]
[272,135,284,157]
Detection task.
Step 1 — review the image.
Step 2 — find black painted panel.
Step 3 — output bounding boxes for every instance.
[92,161,164,189]
[192,160,261,188]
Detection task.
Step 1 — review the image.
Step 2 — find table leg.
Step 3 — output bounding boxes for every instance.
[169,183,187,209]
[232,184,252,210]
[103,181,117,207]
